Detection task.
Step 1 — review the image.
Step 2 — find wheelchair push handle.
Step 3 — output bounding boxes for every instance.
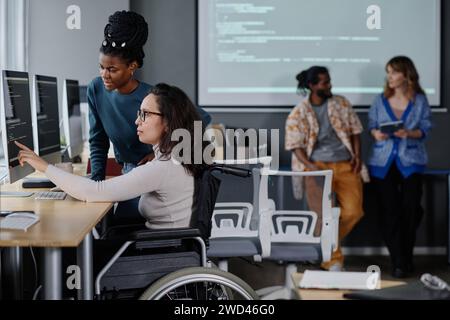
[211,165,252,178]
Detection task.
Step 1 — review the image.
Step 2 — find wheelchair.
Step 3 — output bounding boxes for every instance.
[93,164,259,300]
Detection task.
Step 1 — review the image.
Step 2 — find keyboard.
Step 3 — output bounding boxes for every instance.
[34,191,67,200]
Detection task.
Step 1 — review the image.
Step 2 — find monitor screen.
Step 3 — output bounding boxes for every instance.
[63,79,83,159]
[198,0,441,108]
[33,75,61,160]
[0,70,35,183]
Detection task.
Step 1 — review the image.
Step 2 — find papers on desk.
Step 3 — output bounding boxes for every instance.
[299,270,380,290]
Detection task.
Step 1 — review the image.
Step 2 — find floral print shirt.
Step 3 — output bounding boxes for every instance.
[285,95,363,172]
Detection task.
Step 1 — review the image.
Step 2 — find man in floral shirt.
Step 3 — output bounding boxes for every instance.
[285,66,366,271]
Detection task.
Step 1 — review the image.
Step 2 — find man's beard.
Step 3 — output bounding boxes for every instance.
[317,89,332,99]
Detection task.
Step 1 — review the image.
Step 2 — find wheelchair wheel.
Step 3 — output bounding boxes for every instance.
[139,267,259,300]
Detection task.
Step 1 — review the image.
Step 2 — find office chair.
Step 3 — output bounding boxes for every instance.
[207,157,272,271]
[204,125,272,270]
[207,160,339,300]
[255,169,340,300]
[93,164,259,300]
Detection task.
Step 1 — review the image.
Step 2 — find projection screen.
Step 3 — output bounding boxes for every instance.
[198,0,441,108]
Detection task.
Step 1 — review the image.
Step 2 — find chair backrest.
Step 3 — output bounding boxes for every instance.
[190,168,222,240]
[211,203,254,237]
[189,164,252,241]
[258,169,334,261]
[214,157,271,230]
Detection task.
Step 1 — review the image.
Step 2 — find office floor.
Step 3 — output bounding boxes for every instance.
[226,255,450,291]
[9,253,450,300]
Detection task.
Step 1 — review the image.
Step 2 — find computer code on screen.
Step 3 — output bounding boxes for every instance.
[198,0,440,107]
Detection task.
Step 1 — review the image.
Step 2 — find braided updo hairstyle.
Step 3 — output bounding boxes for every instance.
[101,11,149,68]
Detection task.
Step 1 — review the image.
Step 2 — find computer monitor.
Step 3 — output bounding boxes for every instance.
[31,75,61,164]
[62,79,83,159]
[0,135,6,182]
[0,133,4,160]
[0,70,35,184]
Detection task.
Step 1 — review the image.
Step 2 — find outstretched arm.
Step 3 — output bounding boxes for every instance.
[16,141,164,203]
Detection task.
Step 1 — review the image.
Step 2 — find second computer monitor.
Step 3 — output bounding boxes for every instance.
[0,70,35,183]
[31,75,61,164]
[62,79,83,159]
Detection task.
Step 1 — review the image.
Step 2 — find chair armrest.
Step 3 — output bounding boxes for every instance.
[101,223,144,239]
[131,228,202,241]
[103,224,202,241]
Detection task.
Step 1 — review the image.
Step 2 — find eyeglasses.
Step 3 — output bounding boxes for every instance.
[420,273,450,291]
[137,109,163,122]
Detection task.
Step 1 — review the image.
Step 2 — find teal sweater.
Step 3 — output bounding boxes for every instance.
[87,77,211,181]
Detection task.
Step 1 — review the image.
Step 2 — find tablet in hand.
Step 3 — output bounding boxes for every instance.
[380,120,404,135]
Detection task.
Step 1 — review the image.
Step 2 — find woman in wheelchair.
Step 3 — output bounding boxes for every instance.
[15,83,258,300]
[17,83,206,229]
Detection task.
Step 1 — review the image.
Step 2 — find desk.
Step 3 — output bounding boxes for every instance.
[291,272,405,300]
[0,171,113,300]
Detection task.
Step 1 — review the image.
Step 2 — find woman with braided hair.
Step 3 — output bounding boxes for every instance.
[88,11,211,224]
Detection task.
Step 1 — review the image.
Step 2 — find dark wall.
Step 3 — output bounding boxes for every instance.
[131,0,197,99]
[132,0,450,247]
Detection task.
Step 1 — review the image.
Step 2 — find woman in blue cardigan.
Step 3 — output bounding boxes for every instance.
[368,56,432,278]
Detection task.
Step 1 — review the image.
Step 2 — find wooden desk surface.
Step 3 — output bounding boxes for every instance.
[0,164,113,247]
[291,272,406,300]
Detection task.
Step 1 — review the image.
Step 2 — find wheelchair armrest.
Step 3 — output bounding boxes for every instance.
[103,224,202,242]
[101,223,145,240]
[131,227,202,241]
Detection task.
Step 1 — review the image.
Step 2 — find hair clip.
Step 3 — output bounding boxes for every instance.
[101,38,126,48]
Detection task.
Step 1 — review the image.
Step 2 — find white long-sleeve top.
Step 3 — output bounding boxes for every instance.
[45,153,194,229]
